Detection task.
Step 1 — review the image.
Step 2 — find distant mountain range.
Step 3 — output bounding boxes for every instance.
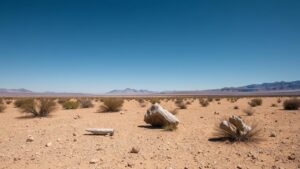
[220,81,300,92]
[107,88,155,95]
[1,80,300,96]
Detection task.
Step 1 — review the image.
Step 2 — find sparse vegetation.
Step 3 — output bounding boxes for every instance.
[243,107,255,116]
[98,98,124,112]
[248,98,262,107]
[163,123,178,131]
[0,103,6,113]
[271,103,277,107]
[175,99,187,109]
[63,100,80,109]
[199,99,209,107]
[79,99,94,108]
[170,108,179,115]
[277,98,282,104]
[14,99,28,108]
[213,116,262,142]
[18,98,56,117]
[283,98,300,110]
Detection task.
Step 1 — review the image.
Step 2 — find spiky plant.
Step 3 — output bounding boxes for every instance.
[213,116,262,142]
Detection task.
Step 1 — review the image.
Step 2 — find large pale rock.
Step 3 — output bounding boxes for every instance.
[144,103,179,127]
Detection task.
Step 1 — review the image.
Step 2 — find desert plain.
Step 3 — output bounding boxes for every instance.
[0,97,299,169]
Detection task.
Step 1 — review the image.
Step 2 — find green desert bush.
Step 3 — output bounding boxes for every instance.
[283,98,300,110]
[79,99,94,108]
[248,98,262,107]
[19,98,56,117]
[98,98,124,112]
[63,101,80,109]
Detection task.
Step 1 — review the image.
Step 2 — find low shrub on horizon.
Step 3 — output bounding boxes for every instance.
[248,98,262,107]
[98,98,124,112]
[79,99,94,108]
[199,99,209,107]
[175,99,187,109]
[63,101,80,109]
[0,103,6,113]
[283,98,300,110]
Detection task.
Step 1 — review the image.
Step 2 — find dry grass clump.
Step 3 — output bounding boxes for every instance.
[271,103,277,107]
[228,97,239,103]
[215,98,221,101]
[248,98,262,107]
[213,116,262,142]
[79,99,94,108]
[14,99,28,108]
[148,98,161,104]
[18,98,56,117]
[137,98,147,107]
[277,98,282,104]
[0,102,6,113]
[98,98,124,112]
[175,99,187,109]
[163,123,178,131]
[169,108,179,115]
[207,98,213,102]
[243,107,255,116]
[6,100,12,104]
[199,99,209,107]
[57,98,69,105]
[63,100,80,109]
[283,98,300,110]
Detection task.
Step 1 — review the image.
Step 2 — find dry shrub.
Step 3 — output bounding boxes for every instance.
[170,108,179,115]
[148,98,161,104]
[175,99,187,109]
[14,99,28,108]
[213,117,262,142]
[243,107,255,116]
[137,98,146,107]
[283,98,300,110]
[0,104,6,113]
[79,99,94,108]
[6,100,12,104]
[98,98,124,112]
[63,101,80,109]
[271,103,277,107]
[19,98,56,117]
[199,99,209,107]
[215,98,221,101]
[277,98,282,104]
[163,123,178,131]
[58,98,69,105]
[248,98,262,107]
[207,98,213,102]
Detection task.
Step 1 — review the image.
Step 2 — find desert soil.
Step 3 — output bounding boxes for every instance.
[0,97,299,169]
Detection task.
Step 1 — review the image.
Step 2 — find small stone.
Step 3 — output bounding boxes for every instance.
[73,133,77,136]
[127,162,134,167]
[270,132,276,137]
[45,142,52,147]
[73,115,81,119]
[26,135,34,142]
[237,165,242,169]
[130,147,140,154]
[89,159,98,164]
[288,153,296,160]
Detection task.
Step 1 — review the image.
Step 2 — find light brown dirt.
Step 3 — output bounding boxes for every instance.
[0,97,299,169]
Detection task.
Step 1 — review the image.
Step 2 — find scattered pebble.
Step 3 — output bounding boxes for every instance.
[26,135,34,142]
[270,132,276,137]
[130,147,140,154]
[89,158,98,164]
[45,142,52,147]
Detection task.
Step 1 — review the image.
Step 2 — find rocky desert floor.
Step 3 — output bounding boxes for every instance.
[0,97,299,169]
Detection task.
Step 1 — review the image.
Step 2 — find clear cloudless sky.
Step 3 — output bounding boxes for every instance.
[0,0,300,93]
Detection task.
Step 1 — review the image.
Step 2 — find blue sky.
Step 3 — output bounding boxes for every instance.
[0,0,300,93]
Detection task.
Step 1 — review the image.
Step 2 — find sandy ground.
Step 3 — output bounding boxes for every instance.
[0,97,299,169]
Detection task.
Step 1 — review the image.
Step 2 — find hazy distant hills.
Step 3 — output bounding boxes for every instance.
[1,80,300,96]
[220,81,300,92]
[106,88,155,95]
